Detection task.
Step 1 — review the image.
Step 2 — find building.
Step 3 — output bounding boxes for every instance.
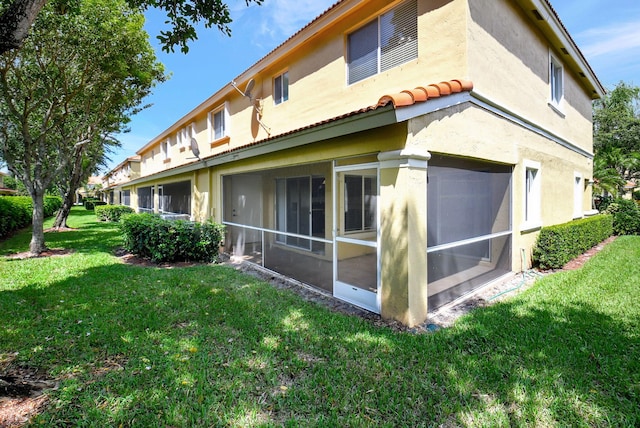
[102,156,141,206]
[106,0,604,326]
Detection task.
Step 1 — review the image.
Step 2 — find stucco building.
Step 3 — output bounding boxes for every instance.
[105,0,604,326]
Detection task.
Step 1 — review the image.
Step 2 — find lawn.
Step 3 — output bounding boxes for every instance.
[1,207,638,426]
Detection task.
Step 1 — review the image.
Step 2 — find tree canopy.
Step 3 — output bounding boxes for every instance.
[0,0,263,54]
[0,0,165,253]
[593,82,640,197]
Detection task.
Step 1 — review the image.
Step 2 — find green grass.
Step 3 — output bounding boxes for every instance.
[1,207,638,426]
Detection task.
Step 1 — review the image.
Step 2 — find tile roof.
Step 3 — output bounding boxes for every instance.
[132,79,476,182]
[213,79,474,156]
[376,79,474,108]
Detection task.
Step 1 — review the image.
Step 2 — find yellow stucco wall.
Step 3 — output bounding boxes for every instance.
[137,0,469,178]
[467,0,593,153]
[410,102,593,270]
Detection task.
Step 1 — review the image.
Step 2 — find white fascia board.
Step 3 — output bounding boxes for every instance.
[394,92,472,123]
[525,0,605,97]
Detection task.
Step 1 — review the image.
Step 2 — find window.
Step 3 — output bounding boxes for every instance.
[177,123,195,149]
[524,160,541,228]
[347,0,417,85]
[574,173,583,218]
[550,54,564,107]
[161,140,170,161]
[276,176,325,250]
[274,72,289,105]
[344,175,377,232]
[208,104,229,142]
[137,186,154,212]
[122,190,131,206]
[159,180,191,215]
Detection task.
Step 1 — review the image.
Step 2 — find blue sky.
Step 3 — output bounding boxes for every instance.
[106,0,640,172]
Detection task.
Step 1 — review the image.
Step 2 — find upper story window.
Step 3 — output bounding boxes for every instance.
[208,103,229,142]
[274,71,289,105]
[161,139,170,162]
[177,123,195,149]
[549,53,564,108]
[347,0,418,85]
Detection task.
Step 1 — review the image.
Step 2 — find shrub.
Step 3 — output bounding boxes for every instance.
[595,195,614,212]
[0,195,62,238]
[533,215,613,270]
[44,196,62,217]
[120,213,225,263]
[84,199,107,210]
[605,198,640,235]
[95,205,134,222]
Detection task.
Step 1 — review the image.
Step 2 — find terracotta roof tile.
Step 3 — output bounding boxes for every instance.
[377,79,473,108]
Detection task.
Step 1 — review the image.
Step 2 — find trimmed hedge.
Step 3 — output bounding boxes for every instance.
[95,205,134,222]
[532,215,613,270]
[84,199,107,210]
[120,213,225,263]
[0,195,62,238]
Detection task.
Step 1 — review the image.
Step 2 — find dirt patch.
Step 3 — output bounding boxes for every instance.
[43,227,77,233]
[560,236,616,271]
[0,355,57,428]
[114,247,205,268]
[5,248,74,260]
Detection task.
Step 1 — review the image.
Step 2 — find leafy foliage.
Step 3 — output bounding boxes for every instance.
[83,200,106,210]
[604,198,640,235]
[94,204,134,221]
[129,0,264,53]
[0,195,61,237]
[533,215,613,270]
[120,213,225,263]
[593,82,640,198]
[0,0,164,252]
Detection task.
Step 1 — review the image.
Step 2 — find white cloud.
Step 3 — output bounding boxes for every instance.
[253,0,336,45]
[577,21,640,58]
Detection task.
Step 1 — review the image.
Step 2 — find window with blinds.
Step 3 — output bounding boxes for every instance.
[347,0,417,85]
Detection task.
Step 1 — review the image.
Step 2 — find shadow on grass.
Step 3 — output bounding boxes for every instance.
[0,254,638,426]
[0,211,121,256]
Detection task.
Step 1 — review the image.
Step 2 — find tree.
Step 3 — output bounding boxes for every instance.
[593,82,640,153]
[593,82,640,199]
[0,0,263,54]
[0,0,164,253]
[52,134,116,229]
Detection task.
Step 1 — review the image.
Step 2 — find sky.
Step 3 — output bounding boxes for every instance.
[105,0,640,173]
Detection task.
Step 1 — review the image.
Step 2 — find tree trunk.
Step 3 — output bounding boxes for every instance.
[29,190,47,254]
[53,144,85,229]
[0,0,48,54]
[53,188,74,229]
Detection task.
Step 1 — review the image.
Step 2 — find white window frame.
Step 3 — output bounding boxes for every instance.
[346,0,418,85]
[208,103,229,142]
[574,172,583,219]
[522,160,542,231]
[274,71,289,105]
[549,52,564,114]
[161,140,170,161]
[177,122,195,149]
